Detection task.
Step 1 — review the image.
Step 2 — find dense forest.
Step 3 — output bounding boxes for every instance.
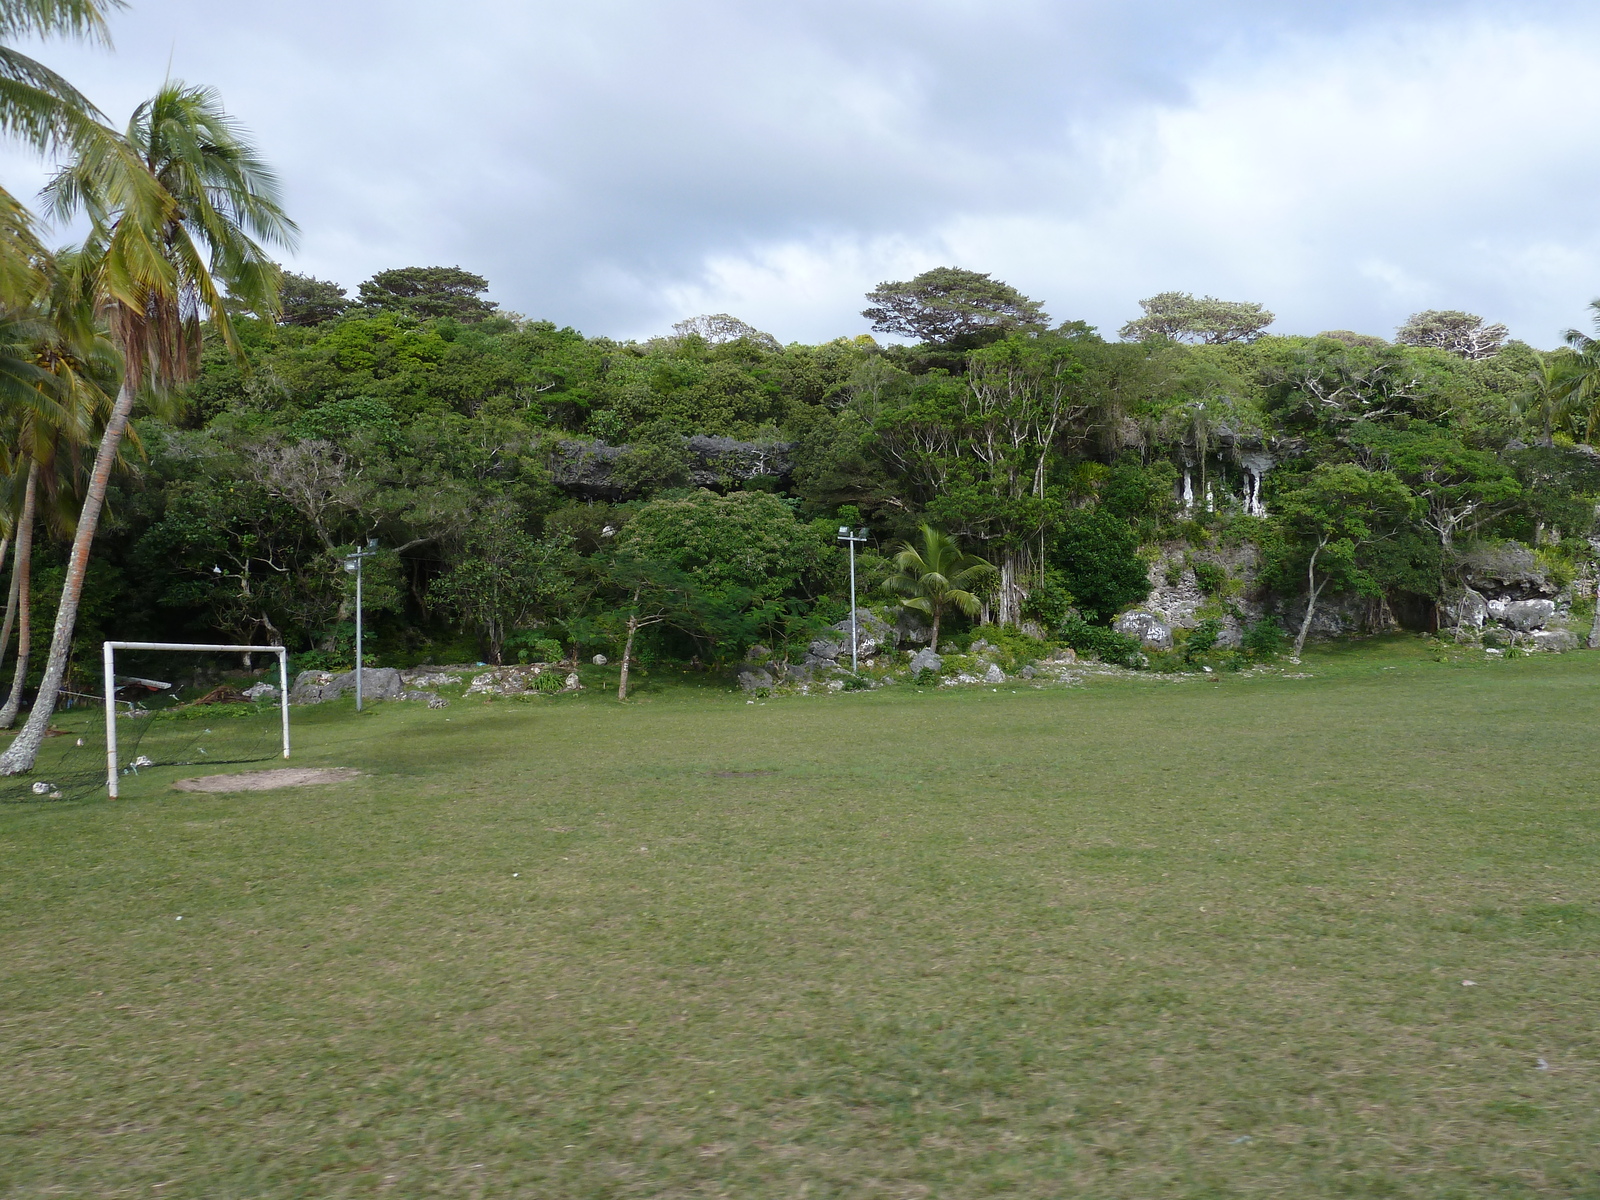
[29,263,1599,683]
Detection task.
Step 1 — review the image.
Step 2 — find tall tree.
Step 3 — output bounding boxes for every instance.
[862,267,1047,347]
[1271,464,1414,659]
[0,83,294,775]
[357,266,497,322]
[276,270,349,326]
[1395,310,1508,360]
[1119,292,1274,345]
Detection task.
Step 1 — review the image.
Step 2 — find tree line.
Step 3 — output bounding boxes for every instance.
[2,2,1599,776]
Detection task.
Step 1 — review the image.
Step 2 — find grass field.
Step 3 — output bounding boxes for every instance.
[3,640,1598,1198]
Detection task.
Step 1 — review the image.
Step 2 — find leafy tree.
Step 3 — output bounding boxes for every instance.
[428,512,573,664]
[0,82,294,775]
[670,313,779,351]
[881,524,995,652]
[277,270,349,326]
[357,266,498,322]
[1395,310,1507,360]
[862,267,1047,347]
[1119,292,1274,344]
[616,489,831,605]
[1269,464,1414,658]
[1051,507,1149,622]
[1350,424,1521,550]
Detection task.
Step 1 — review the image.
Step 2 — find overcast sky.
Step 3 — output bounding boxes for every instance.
[7,0,1600,346]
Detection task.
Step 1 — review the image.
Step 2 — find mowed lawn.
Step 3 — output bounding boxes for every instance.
[3,644,1598,1198]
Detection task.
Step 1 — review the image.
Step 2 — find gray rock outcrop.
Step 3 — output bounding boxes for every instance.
[1114,610,1173,650]
[1492,598,1556,631]
[291,667,403,704]
[738,668,774,692]
[909,648,943,676]
[981,663,1006,684]
[549,436,795,499]
[830,608,892,658]
[1533,629,1580,652]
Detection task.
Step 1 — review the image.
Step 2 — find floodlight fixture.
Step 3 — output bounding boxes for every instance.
[835,525,870,671]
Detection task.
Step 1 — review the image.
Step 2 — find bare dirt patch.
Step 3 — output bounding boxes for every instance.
[171,768,362,793]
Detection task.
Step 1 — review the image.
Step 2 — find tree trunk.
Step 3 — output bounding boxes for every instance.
[930,607,941,654]
[0,381,136,774]
[617,607,639,701]
[0,535,16,682]
[0,463,40,728]
[1590,571,1600,651]
[1291,542,1325,661]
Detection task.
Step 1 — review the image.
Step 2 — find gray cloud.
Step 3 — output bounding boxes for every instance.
[4,0,1598,345]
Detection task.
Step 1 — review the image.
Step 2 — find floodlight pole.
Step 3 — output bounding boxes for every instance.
[836,525,869,672]
[343,539,379,712]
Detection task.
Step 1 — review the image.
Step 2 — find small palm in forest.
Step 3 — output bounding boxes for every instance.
[881,525,995,652]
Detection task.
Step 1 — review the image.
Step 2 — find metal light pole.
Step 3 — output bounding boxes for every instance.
[343,539,379,711]
[836,525,868,671]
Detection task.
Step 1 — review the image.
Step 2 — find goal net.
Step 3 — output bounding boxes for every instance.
[0,642,290,804]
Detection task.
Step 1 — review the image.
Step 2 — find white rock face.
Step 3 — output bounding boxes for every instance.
[1497,599,1556,630]
[908,648,943,675]
[591,654,608,666]
[1114,610,1173,650]
[981,663,1006,684]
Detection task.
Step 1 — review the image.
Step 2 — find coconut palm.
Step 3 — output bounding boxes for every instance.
[0,83,294,774]
[1511,356,1580,446]
[1550,301,1600,443]
[0,253,115,727]
[881,524,996,653]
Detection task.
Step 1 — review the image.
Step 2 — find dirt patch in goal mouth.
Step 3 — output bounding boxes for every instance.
[171,768,363,793]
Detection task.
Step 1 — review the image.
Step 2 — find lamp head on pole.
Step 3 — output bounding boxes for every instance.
[343,559,356,573]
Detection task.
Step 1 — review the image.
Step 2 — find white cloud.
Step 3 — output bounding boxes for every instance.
[2,2,1599,346]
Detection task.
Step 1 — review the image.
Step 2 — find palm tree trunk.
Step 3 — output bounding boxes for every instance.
[0,535,16,681]
[930,607,941,654]
[0,462,40,728]
[0,382,134,774]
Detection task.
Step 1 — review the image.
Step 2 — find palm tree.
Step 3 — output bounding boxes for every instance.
[1553,302,1600,443]
[1511,355,1580,446]
[0,83,293,774]
[0,252,115,727]
[0,1,125,304]
[881,524,996,652]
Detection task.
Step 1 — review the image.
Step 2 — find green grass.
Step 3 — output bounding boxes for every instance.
[3,639,1599,1197]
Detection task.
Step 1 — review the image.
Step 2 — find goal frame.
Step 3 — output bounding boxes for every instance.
[103,641,290,799]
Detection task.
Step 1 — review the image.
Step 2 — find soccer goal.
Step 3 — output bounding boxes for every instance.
[103,642,290,799]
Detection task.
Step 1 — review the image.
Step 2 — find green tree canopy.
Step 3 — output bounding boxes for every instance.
[862,267,1047,347]
[358,266,498,323]
[1395,310,1507,360]
[1119,292,1274,345]
[277,270,350,326]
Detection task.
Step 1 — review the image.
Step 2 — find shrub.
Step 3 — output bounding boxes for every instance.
[1052,509,1151,622]
[1241,617,1287,658]
[1183,617,1221,662]
[533,670,566,694]
[1192,561,1228,597]
[914,667,939,686]
[1058,615,1143,668]
[841,674,870,691]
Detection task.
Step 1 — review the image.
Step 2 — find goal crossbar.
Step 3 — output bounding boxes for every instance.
[103,642,290,799]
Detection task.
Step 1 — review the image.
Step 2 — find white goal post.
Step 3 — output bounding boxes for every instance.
[103,641,290,799]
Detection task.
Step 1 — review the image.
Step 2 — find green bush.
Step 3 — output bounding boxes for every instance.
[1058,616,1143,668]
[1052,509,1151,622]
[1183,617,1222,663]
[1192,561,1228,597]
[533,670,566,694]
[914,667,939,686]
[841,673,870,691]
[1241,617,1287,658]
